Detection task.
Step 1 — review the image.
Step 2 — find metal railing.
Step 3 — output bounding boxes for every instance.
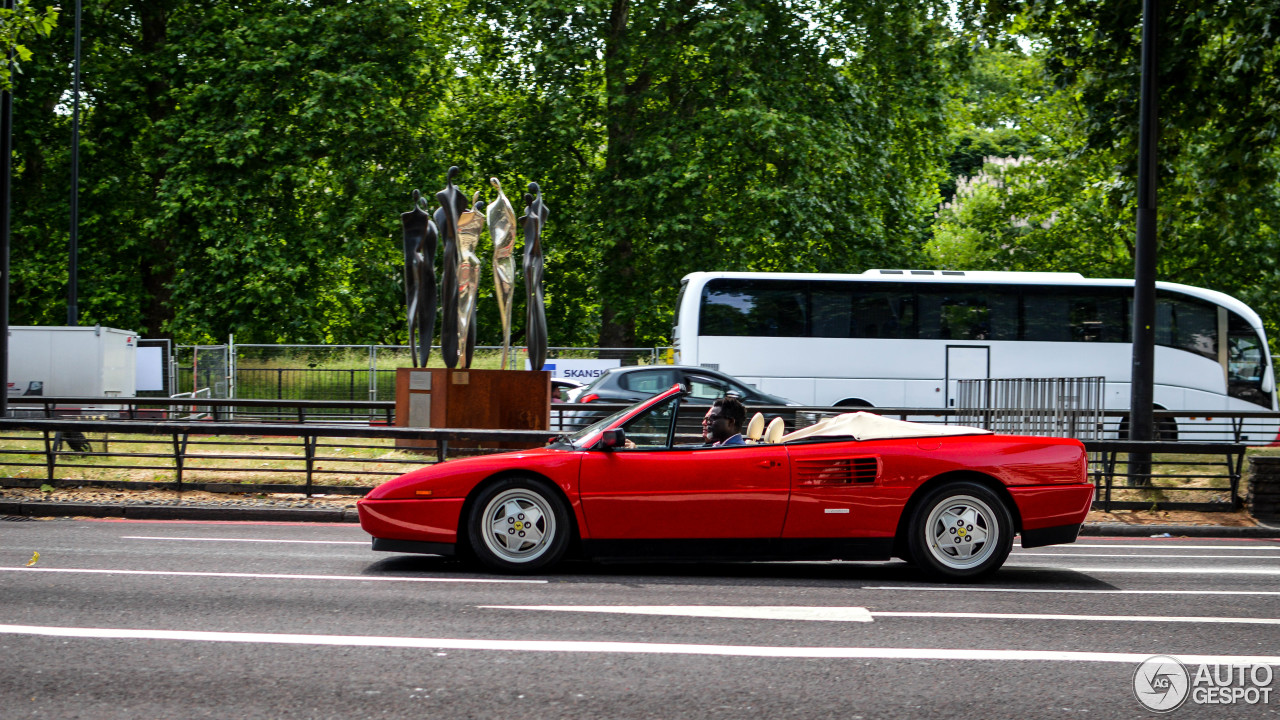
[1084,440,1247,512]
[0,410,1256,512]
[956,377,1106,440]
[0,417,552,497]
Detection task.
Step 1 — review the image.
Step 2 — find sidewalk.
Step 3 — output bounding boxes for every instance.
[3,488,1278,538]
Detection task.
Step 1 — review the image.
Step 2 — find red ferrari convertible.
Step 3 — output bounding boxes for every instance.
[358,385,1093,580]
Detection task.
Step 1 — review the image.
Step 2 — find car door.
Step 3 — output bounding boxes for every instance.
[579,445,791,539]
[577,396,790,539]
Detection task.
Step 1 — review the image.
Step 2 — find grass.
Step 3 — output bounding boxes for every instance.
[0,431,433,487]
[1089,448,1269,506]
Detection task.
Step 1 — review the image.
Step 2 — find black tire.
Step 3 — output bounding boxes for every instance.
[466,476,571,573]
[1117,416,1178,441]
[906,481,1014,581]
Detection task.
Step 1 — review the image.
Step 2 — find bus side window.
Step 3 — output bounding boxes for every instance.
[1156,293,1217,360]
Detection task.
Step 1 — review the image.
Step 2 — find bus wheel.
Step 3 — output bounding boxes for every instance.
[835,399,873,408]
[1117,415,1179,441]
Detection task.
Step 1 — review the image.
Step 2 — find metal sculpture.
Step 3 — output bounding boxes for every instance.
[400,189,437,368]
[487,178,517,370]
[434,167,469,369]
[455,191,487,368]
[520,182,549,372]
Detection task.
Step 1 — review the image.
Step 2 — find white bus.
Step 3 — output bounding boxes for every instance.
[673,270,1278,439]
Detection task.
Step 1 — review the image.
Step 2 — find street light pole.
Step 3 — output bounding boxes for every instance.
[1129,0,1159,484]
[67,0,82,326]
[1,0,14,418]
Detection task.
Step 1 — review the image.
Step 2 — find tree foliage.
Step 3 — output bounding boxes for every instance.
[7,0,1280,356]
[935,0,1280,347]
[9,0,956,347]
[0,0,56,89]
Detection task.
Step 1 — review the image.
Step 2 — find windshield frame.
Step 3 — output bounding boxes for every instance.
[562,385,686,449]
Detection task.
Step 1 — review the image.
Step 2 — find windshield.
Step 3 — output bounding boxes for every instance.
[563,403,638,448]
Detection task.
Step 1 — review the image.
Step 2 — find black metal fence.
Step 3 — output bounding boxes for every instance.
[0,417,552,497]
[1084,440,1247,512]
[0,409,1258,511]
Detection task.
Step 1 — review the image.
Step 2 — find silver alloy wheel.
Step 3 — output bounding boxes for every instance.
[923,494,1000,570]
[479,488,557,564]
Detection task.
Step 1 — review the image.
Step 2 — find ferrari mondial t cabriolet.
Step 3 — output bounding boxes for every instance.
[357,385,1093,580]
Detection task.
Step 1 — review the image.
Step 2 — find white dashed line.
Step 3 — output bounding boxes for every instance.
[481,605,1280,625]
[480,606,874,622]
[1013,553,1280,559]
[122,535,367,545]
[0,567,543,584]
[2,624,1277,664]
[862,586,1280,596]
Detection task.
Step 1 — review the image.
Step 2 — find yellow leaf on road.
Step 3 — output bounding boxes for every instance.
[26,551,39,567]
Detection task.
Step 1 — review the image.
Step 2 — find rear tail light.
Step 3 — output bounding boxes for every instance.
[579,393,600,403]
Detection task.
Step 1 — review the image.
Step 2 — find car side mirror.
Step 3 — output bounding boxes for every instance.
[600,429,627,451]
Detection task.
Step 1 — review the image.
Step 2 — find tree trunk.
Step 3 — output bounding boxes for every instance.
[598,0,636,348]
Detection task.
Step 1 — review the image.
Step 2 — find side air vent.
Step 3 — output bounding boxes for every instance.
[796,457,880,485]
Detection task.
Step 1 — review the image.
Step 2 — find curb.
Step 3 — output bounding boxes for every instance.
[4,500,1280,537]
[1079,523,1280,539]
[0,500,358,524]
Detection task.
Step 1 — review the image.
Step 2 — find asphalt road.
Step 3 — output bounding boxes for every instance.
[1,518,1278,719]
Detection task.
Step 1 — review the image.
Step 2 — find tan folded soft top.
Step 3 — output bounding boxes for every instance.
[780,411,993,443]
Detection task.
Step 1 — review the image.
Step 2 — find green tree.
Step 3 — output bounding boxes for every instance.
[462,0,959,347]
[9,0,455,343]
[937,0,1280,345]
[0,0,56,89]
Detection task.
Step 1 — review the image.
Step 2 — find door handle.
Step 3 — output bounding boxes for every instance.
[758,460,781,468]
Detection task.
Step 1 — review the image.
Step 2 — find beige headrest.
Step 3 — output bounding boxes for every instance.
[764,416,785,444]
[745,412,765,442]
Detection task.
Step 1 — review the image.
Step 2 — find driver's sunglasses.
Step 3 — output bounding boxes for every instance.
[703,412,724,423]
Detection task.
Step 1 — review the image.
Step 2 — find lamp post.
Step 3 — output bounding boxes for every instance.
[1129,0,1159,484]
[1,0,15,418]
[67,0,82,326]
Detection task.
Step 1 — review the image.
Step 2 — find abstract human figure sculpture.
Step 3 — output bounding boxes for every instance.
[434,167,469,369]
[400,189,437,368]
[487,178,517,370]
[455,191,487,368]
[520,182,549,372]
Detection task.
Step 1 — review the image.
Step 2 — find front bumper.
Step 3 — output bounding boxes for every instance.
[356,497,466,545]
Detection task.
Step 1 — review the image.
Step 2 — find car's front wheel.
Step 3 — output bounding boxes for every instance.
[906,481,1013,581]
[466,477,571,573]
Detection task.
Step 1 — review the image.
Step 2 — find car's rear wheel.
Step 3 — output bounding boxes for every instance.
[467,477,570,573]
[906,481,1013,581]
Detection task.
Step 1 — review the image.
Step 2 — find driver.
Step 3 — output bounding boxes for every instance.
[702,396,747,447]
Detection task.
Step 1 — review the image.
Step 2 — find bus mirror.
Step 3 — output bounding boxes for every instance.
[1264,366,1275,393]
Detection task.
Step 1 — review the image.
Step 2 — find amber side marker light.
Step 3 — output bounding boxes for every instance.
[415,490,433,496]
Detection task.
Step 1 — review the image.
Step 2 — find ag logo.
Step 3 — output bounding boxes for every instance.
[1133,655,1190,712]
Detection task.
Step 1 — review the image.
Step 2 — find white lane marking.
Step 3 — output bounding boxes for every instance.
[1021,544,1280,551]
[2,624,1277,664]
[1014,553,1280,559]
[863,586,1280,596]
[123,536,366,546]
[482,605,1280,626]
[480,606,874,622]
[1004,565,1280,575]
[0,567,543,585]
[873,612,1280,625]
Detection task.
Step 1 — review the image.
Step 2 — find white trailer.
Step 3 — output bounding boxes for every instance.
[7,325,138,398]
